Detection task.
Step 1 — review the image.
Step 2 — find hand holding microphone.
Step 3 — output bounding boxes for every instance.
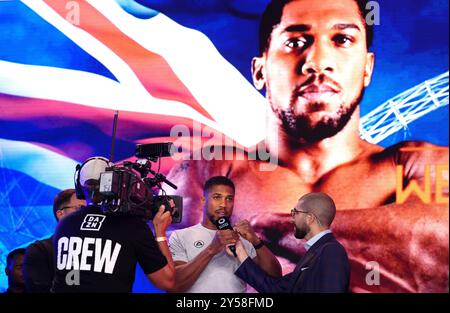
[213,216,239,257]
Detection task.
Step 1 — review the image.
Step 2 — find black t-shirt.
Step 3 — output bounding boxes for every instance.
[52,205,167,292]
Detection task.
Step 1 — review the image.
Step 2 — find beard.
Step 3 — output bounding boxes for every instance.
[294,222,310,239]
[206,209,229,225]
[272,87,365,143]
[207,211,218,225]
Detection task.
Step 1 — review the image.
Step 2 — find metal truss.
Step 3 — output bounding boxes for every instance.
[360,71,449,143]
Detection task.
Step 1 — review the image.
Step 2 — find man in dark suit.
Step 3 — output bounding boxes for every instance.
[230,192,350,293]
[23,189,84,292]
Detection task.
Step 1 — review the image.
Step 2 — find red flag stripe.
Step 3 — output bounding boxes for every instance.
[42,0,214,121]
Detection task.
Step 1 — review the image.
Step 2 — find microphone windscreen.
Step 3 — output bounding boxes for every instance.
[213,216,237,256]
[214,216,233,231]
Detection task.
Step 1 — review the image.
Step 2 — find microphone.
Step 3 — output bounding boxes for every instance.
[214,216,237,257]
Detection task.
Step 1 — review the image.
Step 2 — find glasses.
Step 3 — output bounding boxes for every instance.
[61,204,83,211]
[291,208,324,226]
[290,208,309,218]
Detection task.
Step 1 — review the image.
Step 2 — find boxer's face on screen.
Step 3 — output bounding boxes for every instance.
[253,0,374,142]
[202,184,235,223]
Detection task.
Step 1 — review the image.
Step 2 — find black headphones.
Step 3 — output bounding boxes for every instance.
[74,157,111,200]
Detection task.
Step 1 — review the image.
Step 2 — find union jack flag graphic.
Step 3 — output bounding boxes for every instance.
[0,0,447,292]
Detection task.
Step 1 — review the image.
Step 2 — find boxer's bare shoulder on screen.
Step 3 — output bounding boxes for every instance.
[168,140,448,214]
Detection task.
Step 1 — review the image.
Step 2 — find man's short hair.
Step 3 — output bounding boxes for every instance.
[6,248,26,268]
[299,192,336,227]
[258,0,374,56]
[52,189,76,221]
[203,176,235,194]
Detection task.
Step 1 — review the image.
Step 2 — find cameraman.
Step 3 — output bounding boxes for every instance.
[51,157,175,292]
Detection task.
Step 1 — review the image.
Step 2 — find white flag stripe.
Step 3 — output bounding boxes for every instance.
[21,0,147,94]
[90,0,267,144]
[20,0,266,146]
[0,138,77,190]
[0,60,214,124]
[0,59,264,147]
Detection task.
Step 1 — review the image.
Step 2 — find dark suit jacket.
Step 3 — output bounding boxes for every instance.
[23,236,54,293]
[235,233,350,293]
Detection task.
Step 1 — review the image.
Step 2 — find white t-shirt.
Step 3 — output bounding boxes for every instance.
[169,223,257,293]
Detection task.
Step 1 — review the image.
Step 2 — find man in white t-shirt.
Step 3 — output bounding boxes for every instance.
[168,176,282,293]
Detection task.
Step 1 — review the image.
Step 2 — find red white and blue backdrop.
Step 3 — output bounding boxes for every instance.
[0,0,448,292]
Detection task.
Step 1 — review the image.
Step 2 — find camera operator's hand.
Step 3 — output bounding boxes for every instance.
[208,229,239,255]
[234,219,261,246]
[152,205,172,237]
